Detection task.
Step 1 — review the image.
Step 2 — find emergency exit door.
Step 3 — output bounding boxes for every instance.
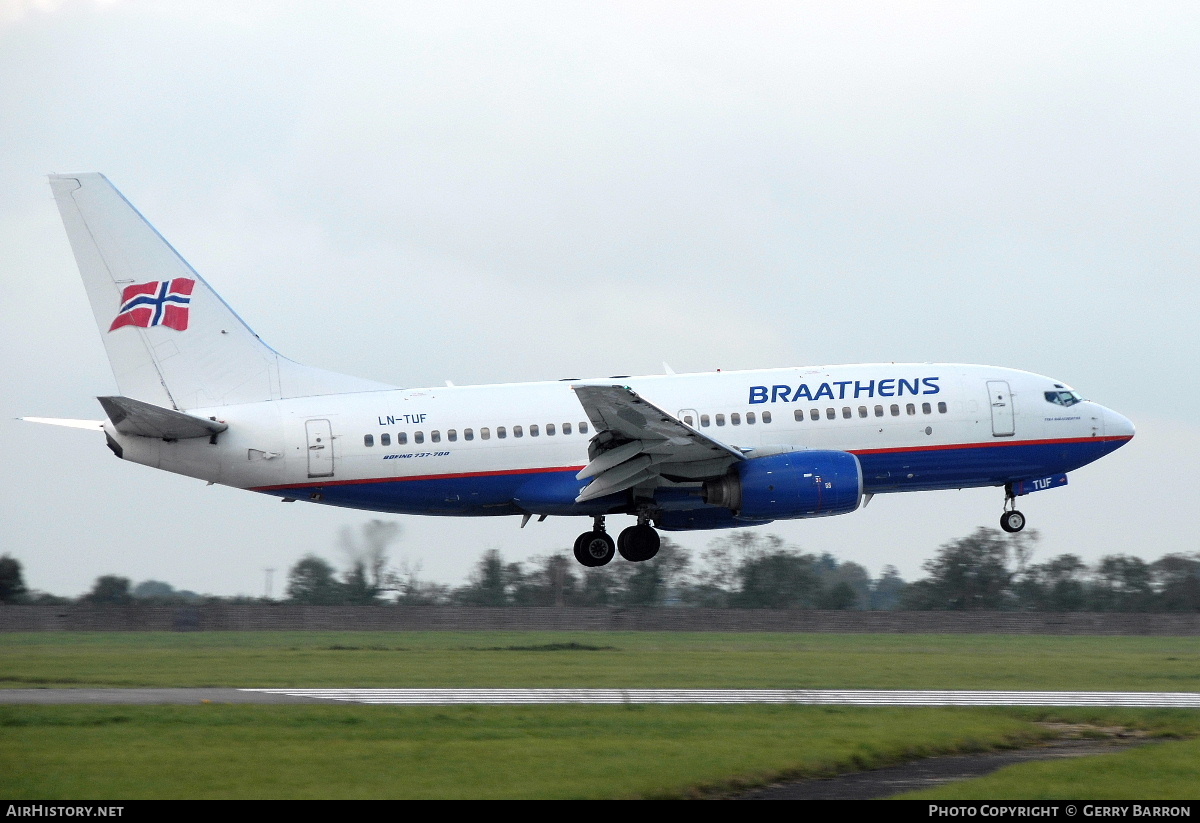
[306,419,335,477]
[986,381,1015,437]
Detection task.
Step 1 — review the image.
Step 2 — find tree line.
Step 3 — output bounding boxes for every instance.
[277,524,1200,612]
[2,523,1198,612]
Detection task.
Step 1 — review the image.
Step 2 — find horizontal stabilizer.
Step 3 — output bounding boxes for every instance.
[19,417,104,430]
[98,395,228,440]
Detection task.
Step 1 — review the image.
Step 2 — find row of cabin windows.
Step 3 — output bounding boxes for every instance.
[363,421,590,448]
[794,402,948,422]
[364,401,951,447]
[681,411,773,427]
[682,401,948,428]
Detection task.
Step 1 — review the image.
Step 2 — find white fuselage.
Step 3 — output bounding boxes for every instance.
[105,363,1134,522]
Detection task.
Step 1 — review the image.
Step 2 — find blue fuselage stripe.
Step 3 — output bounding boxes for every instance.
[256,437,1128,516]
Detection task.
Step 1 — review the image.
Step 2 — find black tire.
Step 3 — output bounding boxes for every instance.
[1000,510,1026,533]
[617,524,660,562]
[573,531,615,567]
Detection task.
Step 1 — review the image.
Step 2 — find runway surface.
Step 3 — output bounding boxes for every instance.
[2,688,1199,706]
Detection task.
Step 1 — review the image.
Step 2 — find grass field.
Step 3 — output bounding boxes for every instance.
[2,631,1199,798]
[904,713,1200,801]
[0,704,1047,799]
[4,631,1200,690]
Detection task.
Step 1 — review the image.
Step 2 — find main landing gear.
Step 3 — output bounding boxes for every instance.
[572,516,661,567]
[617,522,660,563]
[1000,486,1026,533]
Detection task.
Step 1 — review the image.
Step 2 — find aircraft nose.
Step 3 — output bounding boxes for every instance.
[1104,407,1136,439]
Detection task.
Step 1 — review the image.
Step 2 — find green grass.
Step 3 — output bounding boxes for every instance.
[0,704,1044,799]
[3,631,1200,690]
[904,736,1200,800]
[4,632,1200,798]
[893,708,1200,800]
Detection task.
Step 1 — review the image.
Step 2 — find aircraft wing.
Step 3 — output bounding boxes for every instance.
[571,385,743,503]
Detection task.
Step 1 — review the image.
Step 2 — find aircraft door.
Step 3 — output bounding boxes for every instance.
[678,408,699,427]
[305,419,335,478]
[986,381,1015,437]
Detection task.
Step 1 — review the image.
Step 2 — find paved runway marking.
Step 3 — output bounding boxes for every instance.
[242,689,1200,707]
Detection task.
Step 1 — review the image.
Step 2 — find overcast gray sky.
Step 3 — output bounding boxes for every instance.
[2,1,1197,597]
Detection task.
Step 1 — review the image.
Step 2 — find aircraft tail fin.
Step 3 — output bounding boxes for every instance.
[49,173,393,410]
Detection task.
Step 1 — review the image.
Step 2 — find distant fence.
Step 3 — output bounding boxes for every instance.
[2,605,1200,634]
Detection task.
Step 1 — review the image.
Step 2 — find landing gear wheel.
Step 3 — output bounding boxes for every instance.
[617,524,661,562]
[1000,510,1026,533]
[573,531,616,567]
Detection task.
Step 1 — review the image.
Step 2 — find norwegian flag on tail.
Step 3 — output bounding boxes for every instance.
[109,278,195,332]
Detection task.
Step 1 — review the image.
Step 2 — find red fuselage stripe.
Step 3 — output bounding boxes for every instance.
[249,434,1132,492]
[251,463,588,492]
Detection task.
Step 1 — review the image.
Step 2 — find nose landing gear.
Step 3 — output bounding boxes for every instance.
[1000,485,1026,533]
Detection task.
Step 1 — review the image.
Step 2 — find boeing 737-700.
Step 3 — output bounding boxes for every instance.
[26,174,1136,567]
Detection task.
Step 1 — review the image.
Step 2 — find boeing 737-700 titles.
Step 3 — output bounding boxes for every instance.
[27,174,1136,567]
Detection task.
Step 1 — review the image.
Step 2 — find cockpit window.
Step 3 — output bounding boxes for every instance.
[1045,390,1083,407]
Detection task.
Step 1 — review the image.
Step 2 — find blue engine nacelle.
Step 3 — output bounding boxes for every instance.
[702,449,863,520]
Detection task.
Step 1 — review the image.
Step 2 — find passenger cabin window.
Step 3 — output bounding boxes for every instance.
[731,413,741,425]
[562,423,572,435]
[447,430,457,442]
[381,433,391,446]
[810,408,820,421]
[842,407,851,419]
[762,411,772,423]
[890,405,900,417]
[513,425,523,438]
[858,406,868,418]
[826,407,836,420]
[700,414,710,427]
[398,432,408,445]
[464,428,474,441]
[922,403,932,415]
[415,431,425,444]
[579,422,589,434]
[746,412,756,424]
[715,414,726,427]
[875,405,884,417]
[431,430,441,442]
[529,424,539,437]
[497,427,506,439]
[480,427,490,440]
[906,403,916,415]
[364,434,374,447]
[794,409,804,422]
[937,402,947,414]
[546,424,555,436]
[682,415,694,425]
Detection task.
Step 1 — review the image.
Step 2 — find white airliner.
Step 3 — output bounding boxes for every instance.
[29,173,1136,568]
